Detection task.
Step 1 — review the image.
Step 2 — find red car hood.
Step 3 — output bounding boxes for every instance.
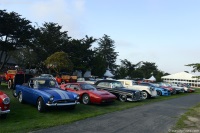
[91,90,113,96]
[0,91,8,99]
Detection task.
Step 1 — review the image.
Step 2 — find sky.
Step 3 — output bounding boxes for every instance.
[1,0,200,75]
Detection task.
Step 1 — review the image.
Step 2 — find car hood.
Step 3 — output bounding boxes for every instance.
[40,88,76,100]
[91,90,112,95]
[0,91,8,99]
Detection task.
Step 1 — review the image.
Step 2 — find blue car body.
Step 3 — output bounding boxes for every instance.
[14,77,79,112]
[139,82,171,96]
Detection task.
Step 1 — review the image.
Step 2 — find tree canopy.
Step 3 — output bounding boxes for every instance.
[44,52,73,74]
[185,63,200,73]
[0,10,35,69]
[0,9,168,80]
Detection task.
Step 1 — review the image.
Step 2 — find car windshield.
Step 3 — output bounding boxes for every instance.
[80,84,96,90]
[34,79,59,88]
[110,81,124,88]
[40,74,54,78]
[160,83,170,87]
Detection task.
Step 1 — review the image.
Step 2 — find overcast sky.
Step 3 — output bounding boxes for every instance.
[1,0,200,75]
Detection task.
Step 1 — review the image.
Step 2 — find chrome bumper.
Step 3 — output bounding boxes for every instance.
[0,108,10,114]
[46,101,80,106]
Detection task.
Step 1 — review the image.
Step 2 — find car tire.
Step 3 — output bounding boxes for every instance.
[119,94,127,102]
[172,90,177,95]
[156,90,162,96]
[82,94,90,105]
[8,80,12,89]
[12,89,17,97]
[37,97,46,113]
[142,91,150,99]
[18,92,24,103]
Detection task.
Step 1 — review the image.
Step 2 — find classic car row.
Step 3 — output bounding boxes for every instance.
[0,74,196,119]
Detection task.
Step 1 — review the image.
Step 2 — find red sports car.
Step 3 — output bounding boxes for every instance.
[60,82,117,105]
[0,91,10,119]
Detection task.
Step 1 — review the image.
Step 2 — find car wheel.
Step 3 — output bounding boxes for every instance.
[142,91,150,99]
[119,94,127,102]
[172,90,177,94]
[82,94,90,105]
[12,89,17,97]
[8,80,12,89]
[156,90,162,96]
[18,92,24,103]
[37,97,46,113]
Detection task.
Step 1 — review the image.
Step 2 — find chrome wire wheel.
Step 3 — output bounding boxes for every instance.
[157,90,162,96]
[37,97,46,112]
[37,100,41,111]
[18,92,23,103]
[142,91,148,99]
[82,94,90,105]
[119,94,127,102]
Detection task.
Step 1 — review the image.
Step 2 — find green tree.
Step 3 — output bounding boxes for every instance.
[11,48,37,70]
[115,60,144,79]
[185,63,200,72]
[90,54,107,77]
[35,22,69,62]
[137,62,158,79]
[96,34,118,72]
[0,10,35,70]
[62,36,96,73]
[44,52,73,74]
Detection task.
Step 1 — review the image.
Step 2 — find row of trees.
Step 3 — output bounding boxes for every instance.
[1,9,172,81]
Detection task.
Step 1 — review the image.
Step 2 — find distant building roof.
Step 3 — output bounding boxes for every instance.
[161,72,197,80]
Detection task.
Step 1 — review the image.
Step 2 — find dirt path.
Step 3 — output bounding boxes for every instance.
[31,94,200,133]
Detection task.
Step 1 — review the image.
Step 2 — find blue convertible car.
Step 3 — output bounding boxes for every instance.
[13,76,79,112]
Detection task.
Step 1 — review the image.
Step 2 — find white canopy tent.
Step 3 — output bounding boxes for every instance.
[161,72,197,80]
[104,70,114,77]
[147,75,156,81]
[161,72,199,87]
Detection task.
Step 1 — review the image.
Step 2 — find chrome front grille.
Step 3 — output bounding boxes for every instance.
[134,91,141,100]
[54,99,75,103]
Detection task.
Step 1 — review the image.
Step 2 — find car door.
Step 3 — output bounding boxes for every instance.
[23,79,40,105]
[22,80,36,104]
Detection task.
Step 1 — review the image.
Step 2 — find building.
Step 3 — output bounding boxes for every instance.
[161,72,200,87]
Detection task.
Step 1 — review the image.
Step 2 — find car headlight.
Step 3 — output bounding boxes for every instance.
[49,96,54,101]
[76,96,80,100]
[150,87,154,91]
[3,97,10,104]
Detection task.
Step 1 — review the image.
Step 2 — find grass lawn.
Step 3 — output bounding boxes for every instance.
[0,83,200,133]
[170,98,200,132]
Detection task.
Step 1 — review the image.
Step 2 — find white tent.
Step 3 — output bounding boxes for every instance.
[104,70,114,77]
[84,70,91,77]
[147,75,156,81]
[161,72,197,80]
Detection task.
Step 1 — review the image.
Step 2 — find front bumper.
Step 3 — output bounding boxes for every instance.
[46,101,80,106]
[176,89,184,93]
[162,91,171,96]
[127,91,143,101]
[0,107,10,114]
[150,91,158,97]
